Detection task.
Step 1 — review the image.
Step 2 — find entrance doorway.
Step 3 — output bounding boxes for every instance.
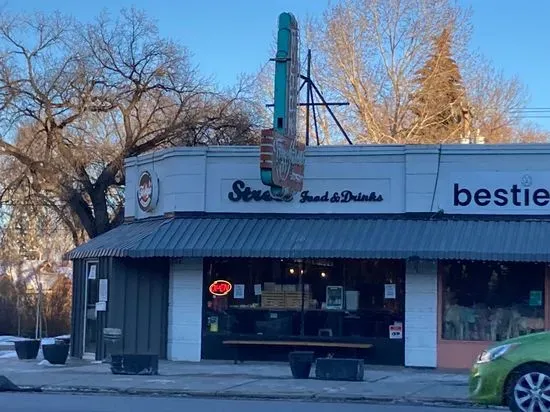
[83,261,99,356]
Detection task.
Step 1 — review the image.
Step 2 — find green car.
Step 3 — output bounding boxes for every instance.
[469,331,550,411]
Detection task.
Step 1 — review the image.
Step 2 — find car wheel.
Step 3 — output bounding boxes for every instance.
[507,364,550,412]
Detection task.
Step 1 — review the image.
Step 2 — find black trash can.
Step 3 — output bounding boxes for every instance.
[103,328,122,362]
[13,339,41,360]
[288,351,314,379]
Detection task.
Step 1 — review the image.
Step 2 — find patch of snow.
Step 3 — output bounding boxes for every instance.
[0,336,30,345]
[38,359,65,367]
[0,350,17,359]
[145,379,175,384]
[0,336,16,343]
[41,338,56,345]
[54,335,71,340]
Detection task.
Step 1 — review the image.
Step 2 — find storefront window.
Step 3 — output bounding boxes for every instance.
[203,258,405,339]
[441,261,546,341]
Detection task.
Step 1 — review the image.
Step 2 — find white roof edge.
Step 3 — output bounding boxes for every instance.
[124,143,550,166]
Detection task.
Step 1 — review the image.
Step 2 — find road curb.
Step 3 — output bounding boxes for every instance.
[0,375,41,393]
[18,384,485,408]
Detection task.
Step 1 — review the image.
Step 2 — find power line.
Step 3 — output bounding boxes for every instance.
[511,107,550,111]
[509,108,550,117]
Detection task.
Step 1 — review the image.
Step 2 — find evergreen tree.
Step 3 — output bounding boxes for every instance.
[410,27,470,143]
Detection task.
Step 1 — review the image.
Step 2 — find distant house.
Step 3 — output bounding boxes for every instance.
[1,259,72,293]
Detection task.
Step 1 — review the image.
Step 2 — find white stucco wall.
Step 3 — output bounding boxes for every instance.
[125,149,207,219]
[125,143,550,219]
[167,259,203,362]
[405,260,438,367]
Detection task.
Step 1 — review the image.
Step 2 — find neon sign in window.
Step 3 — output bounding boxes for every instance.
[209,280,232,296]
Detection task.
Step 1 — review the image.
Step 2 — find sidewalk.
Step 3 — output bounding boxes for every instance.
[0,352,477,407]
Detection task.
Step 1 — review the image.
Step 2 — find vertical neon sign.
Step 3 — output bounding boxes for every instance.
[260,12,305,200]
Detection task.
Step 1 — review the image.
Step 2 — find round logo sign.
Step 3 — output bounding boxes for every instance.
[209,280,232,296]
[137,171,158,212]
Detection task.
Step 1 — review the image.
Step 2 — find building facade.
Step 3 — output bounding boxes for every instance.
[66,144,550,369]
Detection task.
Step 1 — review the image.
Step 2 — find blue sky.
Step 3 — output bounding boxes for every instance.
[9,0,550,129]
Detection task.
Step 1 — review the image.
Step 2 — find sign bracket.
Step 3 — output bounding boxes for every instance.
[265,49,353,146]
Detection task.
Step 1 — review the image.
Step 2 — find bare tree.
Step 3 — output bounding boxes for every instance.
[0,187,74,338]
[462,55,530,142]
[0,9,259,241]
[303,0,472,143]
[253,0,542,144]
[43,275,72,337]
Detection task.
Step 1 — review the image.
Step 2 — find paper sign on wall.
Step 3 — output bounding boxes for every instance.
[99,279,108,302]
[208,316,219,333]
[384,284,396,299]
[95,301,106,312]
[326,286,344,310]
[345,290,359,311]
[88,265,97,280]
[254,284,262,296]
[389,324,403,339]
[234,284,245,299]
[529,290,543,307]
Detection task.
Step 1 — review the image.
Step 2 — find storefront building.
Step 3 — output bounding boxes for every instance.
[66,144,550,369]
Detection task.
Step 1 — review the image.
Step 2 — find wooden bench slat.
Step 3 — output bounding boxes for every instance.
[222,340,373,349]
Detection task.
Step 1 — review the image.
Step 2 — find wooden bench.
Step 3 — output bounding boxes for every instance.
[222,339,373,364]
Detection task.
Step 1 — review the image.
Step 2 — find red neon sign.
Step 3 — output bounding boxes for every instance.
[209,280,232,296]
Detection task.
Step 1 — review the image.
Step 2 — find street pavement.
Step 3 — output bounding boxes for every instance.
[0,353,479,407]
[0,393,500,412]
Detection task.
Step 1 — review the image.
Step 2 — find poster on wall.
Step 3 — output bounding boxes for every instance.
[389,323,403,339]
[234,284,245,299]
[208,316,219,333]
[326,286,344,310]
[529,290,543,306]
[345,290,359,311]
[99,279,108,302]
[384,284,396,299]
[254,284,262,296]
[88,265,97,280]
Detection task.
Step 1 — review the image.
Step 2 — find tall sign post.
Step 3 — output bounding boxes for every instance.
[260,12,305,200]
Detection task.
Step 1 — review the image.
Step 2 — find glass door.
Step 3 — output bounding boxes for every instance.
[84,262,99,355]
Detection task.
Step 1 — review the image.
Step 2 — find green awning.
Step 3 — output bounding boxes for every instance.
[65,215,550,262]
